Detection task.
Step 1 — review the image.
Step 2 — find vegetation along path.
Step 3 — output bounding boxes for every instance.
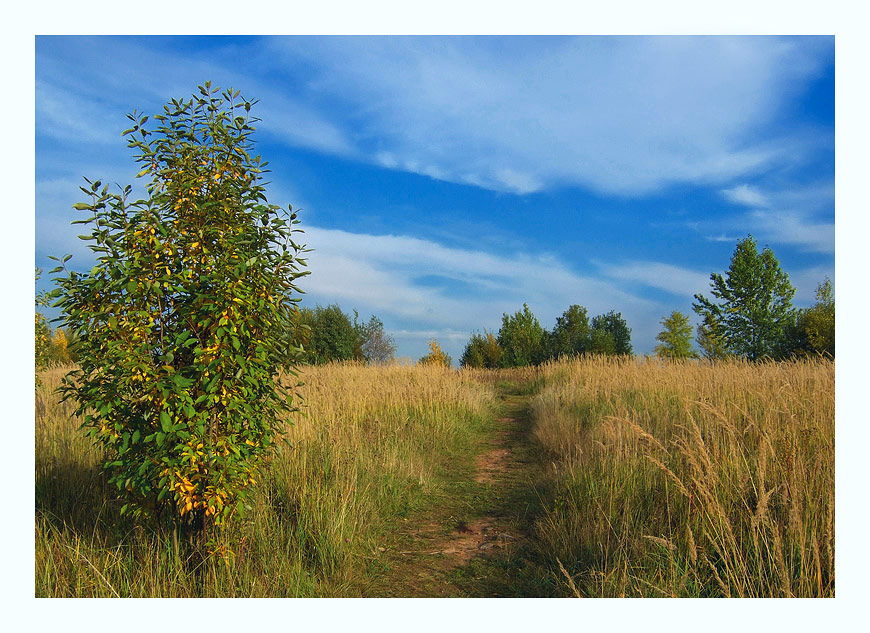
[364,380,559,597]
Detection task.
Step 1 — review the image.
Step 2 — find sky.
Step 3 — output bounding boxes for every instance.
[34,35,835,362]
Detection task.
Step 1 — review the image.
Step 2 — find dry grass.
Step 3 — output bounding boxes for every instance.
[35,362,494,597]
[529,355,834,597]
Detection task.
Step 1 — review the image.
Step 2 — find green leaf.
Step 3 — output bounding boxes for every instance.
[72,202,92,210]
[160,411,171,433]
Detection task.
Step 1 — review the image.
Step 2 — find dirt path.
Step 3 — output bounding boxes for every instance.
[365,390,553,597]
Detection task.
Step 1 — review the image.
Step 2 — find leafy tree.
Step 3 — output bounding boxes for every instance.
[588,327,616,355]
[591,310,633,356]
[498,303,545,367]
[696,310,731,360]
[355,313,396,365]
[654,311,698,359]
[783,277,835,359]
[299,304,358,364]
[803,278,834,358]
[693,235,795,361]
[548,304,591,359]
[50,83,307,539]
[460,331,503,368]
[419,338,452,367]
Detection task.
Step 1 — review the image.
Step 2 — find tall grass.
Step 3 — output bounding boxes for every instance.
[35,362,494,597]
[529,355,834,597]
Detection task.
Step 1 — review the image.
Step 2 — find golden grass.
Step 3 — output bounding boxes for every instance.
[529,355,834,597]
[35,356,834,597]
[35,362,494,597]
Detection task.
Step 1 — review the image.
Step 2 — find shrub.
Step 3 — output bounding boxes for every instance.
[51,83,307,538]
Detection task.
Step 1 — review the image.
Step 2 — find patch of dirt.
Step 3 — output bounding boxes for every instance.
[475,447,510,483]
[435,518,521,564]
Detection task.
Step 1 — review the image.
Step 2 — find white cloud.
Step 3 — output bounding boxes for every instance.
[721,184,769,208]
[595,260,710,298]
[749,210,834,254]
[700,181,834,254]
[705,233,742,243]
[36,80,120,145]
[265,36,830,195]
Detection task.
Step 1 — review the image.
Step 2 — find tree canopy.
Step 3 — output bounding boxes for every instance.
[693,235,795,361]
[654,311,698,359]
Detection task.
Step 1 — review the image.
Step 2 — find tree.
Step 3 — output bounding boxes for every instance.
[460,331,503,368]
[693,235,795,361]
[783,277,834,359]
[299,305,358,364]
[588,328,616,355]
[355,313,396,365]
[803,278,834,358]
[548,304,591,359]
[654,311,698,359]
[696,310,731,360]
[419,339,452,367]
[498,303,545,367]
[51,83,307,539]
[591,310,632,356]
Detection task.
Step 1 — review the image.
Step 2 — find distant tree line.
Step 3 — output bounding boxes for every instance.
[458,235,833,368]
[460,303,633,368]
[291,304,397,365]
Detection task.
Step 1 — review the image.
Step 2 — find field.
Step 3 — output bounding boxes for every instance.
[35,356,834,597]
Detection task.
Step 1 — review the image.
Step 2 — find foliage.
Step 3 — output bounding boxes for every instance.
[50,83,307,534]
[298,305,358,364]
[355,312,397,365]
[547,304,591,359]
[35,268,51,379]
[654,311,698,359]
[693,236,795,361]
[590,310,632,356]
[696,309,731,360]
[418,338,452,367]
[460,331,503,368]
[498,303,545,367]
[802,278,835,358]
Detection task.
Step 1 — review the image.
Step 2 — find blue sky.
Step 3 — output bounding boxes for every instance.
[35,35,835,361]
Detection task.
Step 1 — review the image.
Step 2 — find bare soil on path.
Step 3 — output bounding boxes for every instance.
[363,389,556,597]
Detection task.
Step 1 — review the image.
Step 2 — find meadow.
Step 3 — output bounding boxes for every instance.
[35,356,834,597]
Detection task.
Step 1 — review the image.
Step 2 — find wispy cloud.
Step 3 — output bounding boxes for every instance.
[266,35,830,195]
[704,181,834,254]
[749,210,834,254]
[595,260,711,298]
[721,184,769,208]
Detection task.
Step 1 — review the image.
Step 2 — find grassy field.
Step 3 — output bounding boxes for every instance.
[529,356,835,597]
[35,356,834,597]
[35,362,494,597]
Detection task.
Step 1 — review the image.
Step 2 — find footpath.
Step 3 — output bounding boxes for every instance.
[365,385,556,597]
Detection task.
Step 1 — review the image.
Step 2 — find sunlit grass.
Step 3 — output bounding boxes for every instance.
[35,362,494,597]
[528,355,834,597]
